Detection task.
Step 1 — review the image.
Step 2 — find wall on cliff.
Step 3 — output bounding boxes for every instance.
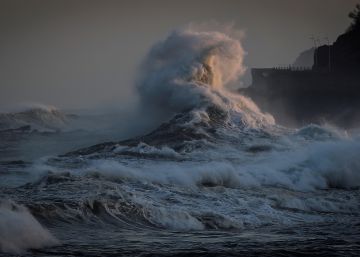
[315,7,360,72]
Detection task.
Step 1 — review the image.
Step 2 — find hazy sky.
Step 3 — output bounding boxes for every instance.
[0,0,358,110]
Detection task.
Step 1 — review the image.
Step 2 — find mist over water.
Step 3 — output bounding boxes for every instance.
[0,27,359,256]
[137,28,274,129]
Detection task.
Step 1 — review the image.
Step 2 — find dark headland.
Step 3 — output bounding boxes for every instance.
[242,4,360,128]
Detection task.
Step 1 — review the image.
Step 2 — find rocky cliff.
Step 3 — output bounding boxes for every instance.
[242,8,360,128]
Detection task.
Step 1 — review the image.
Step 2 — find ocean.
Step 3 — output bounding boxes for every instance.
[0,28,359,256]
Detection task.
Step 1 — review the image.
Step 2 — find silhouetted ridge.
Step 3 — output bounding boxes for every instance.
[242,4,360,128]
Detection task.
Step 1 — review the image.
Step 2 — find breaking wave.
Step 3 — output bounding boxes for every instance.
[137,28,274,130]
[0,104,73,133]
[0,27,359,255]
[55,28,360,195]
[0,199,58,254]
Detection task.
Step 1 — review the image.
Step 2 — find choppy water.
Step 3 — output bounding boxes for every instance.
[1,28,360,256]
[1,112,359,256]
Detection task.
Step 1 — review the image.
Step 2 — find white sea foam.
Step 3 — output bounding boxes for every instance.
[0,199,59,254]
[2,27,358,235]
[143,206,205,230]
[137,28,274,129]
[19,135,359,232]
[113,142,181,158]
[73,135,360,192]
[0,104,70,132]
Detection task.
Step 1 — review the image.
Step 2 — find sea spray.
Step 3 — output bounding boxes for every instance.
[137,28,274,128]
[0,199,59,254]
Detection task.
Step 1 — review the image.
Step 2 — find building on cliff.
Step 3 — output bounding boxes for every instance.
[242,5,360,128]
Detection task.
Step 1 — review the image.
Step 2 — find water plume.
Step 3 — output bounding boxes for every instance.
[137,28,274,128]
[0,200,59,254]
[137,28,245,111]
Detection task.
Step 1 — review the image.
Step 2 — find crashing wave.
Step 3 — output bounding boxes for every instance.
[8,167,359,235]
[0,199,58,254]
[137,29,274,129]
[0,105,73,133]
[54,28,360,194]
[64,29,276,157]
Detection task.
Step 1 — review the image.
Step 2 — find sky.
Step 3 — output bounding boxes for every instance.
[0,0,358,110]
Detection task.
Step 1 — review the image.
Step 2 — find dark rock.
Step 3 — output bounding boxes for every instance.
[241,19,360,128]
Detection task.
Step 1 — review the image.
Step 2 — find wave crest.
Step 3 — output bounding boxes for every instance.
[0,199,58,254]
[137,28,274,129]
[0,105,72,132]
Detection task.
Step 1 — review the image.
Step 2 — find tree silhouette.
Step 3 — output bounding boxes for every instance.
[348,3,360,32]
